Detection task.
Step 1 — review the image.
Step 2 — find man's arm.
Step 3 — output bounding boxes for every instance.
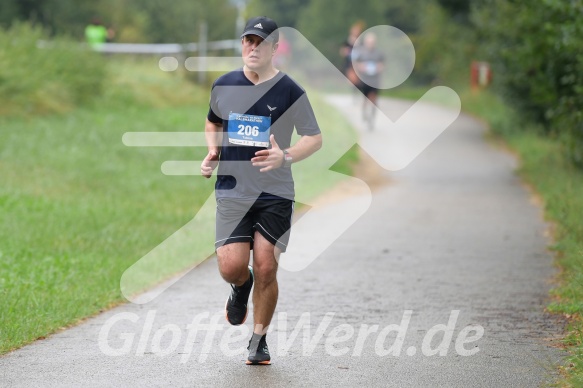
[251,133,322,172]
[284,133,322,163]
[201,118,223,178]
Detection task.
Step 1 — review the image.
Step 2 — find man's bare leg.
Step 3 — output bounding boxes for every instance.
[217,242,251,286]
[244,232,279,365]
[218,242,254,326]
[251,232,280,334]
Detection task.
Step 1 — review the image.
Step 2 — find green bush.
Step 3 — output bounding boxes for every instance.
[412,1,475,87]
[0,23,107,116]
[472,0,583,168]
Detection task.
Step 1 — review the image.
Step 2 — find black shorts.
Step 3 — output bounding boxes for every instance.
[215,198,294,252]
[358,81,379,97]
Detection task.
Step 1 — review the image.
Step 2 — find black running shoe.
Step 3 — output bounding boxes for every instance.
[225,265,253,325]
[246,334,271,365]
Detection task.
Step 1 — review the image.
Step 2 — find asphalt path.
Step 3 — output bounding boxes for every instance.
[0,95,565,387]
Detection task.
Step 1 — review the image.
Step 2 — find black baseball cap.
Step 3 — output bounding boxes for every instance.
[240,16,279,43]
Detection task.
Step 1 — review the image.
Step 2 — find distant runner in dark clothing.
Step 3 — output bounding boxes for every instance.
[352,32,384,130]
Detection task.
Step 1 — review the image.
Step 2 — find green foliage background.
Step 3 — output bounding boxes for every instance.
[472,0,583,167]
[1,0,582,381]
[0,0,237,43]
[0,23,107,116]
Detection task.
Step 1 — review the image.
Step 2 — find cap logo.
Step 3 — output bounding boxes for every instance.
[254,23,263,29]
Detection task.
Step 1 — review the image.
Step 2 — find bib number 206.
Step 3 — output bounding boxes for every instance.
[237,125,259,137]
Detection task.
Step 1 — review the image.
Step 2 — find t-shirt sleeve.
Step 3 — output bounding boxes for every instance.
[207,81,222,124]
[290,90,321,136]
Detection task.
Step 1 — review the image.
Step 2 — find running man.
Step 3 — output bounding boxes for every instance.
[352,32,384,130]
[200,16,322,365]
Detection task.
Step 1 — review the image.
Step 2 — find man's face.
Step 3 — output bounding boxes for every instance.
[364,34,376,49]
[242,34,277,71]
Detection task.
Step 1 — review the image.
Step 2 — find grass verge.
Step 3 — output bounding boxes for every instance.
[0,58,359,354]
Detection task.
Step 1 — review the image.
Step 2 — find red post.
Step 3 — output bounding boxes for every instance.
[471,61,492,92]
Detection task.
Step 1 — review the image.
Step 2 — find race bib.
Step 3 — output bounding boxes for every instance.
[365,61,378,76]
[228,113,271,147]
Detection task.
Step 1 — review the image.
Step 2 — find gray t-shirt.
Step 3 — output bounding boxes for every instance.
[352,47,384,86]
[207,69,320,201]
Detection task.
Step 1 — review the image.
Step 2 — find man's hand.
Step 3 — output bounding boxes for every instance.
[251,134,284,172]
[201,150,219,178]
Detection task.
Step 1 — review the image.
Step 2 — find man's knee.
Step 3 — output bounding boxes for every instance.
[252,250,279,287]
[254,259,277,277]
[217,244,250,284]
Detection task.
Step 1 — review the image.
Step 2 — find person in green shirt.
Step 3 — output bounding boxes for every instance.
[85,19,108,49]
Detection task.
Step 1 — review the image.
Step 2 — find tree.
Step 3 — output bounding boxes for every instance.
[296,0,390,64]
[0,0,238,43]
[247,0,310,28]
[473,0,583,166]
[246,0,423,65]
[436,0,470,23]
